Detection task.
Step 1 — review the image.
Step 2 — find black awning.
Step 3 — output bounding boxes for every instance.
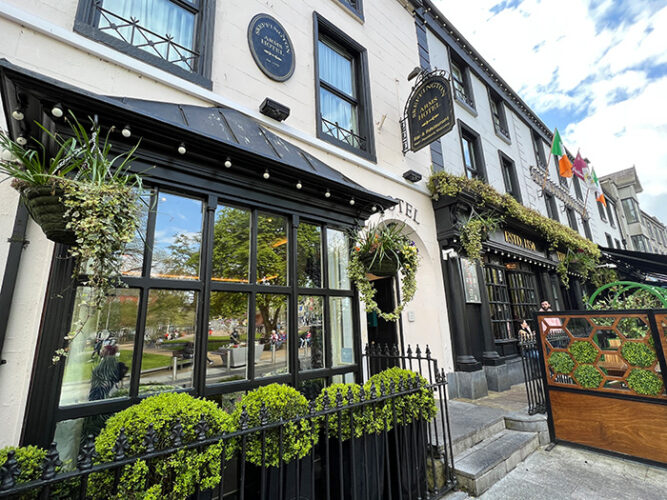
[0,59,396,220]
[600,246,667,283]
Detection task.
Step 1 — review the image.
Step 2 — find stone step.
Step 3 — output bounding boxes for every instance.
[454,429,540,496]
[447,401,507,457]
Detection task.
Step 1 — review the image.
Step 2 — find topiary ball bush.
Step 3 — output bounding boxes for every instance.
[568,341,597,364]
[626,369,664,396]
[91,392,235,499]
[315,383,386,440]
[232,384,318,467]
[548,352,575,375]
[621,342,657,368]
[573,364,603,389]
[364,367,436,426]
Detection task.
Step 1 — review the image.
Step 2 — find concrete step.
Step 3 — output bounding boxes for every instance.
[454,429,539,496]
[447,401,507,457]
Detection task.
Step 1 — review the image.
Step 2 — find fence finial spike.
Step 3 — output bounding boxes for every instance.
[415,344,422,357]
[398,376,405,392]
[0,450,19,490]
[170,419,183,447]
[240,406,249,430]
[322,390,330,410]
[143,424,157,453]
[78,434,97,471]
[359,386,366,402]
[370,382,378,400]
[42,442,62,480]
[425,345,431,358]
[406,345,413,356]
[335,388,344,408]
[346,386,355,405]
[380,378,387,396]
[113,428,129,461]
[195,416,209,441]
[259,402,269,425]
[309,399,317,416]
[389,377,397,394]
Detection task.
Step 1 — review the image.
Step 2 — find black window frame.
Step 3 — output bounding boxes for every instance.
[631,234,648,252]
[582,217,592,240]
[605,233,614,248]
[598,200,608,222]
[565,206,578,231]
[458,121,486,181]
[499,151,521,202]
[531,130,547,169]
[489,91,510,141]
[573,175,583,201]
[450,54,475,111]
[615,238,622,249]
[545,192,559,222]
[334,0,364,20]
[606,201,616,228]
[74,0,216,88]
[314,13,375,161]
[622,197,640,224]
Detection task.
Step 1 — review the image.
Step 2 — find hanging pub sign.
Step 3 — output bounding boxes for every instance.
[401,69,455,153]
[248,14,295,82]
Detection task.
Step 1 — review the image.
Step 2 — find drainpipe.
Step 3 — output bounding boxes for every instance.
[0,202,29,364]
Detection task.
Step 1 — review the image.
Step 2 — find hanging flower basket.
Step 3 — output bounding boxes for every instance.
[19,185,76,245]
[360,253,401,277]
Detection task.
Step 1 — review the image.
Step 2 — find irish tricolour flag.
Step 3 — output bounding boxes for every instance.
[551,128,573,178]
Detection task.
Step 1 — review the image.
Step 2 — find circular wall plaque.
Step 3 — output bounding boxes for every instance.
[248,13,295,82]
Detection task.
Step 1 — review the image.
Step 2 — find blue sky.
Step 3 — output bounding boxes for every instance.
[434,0,667,223]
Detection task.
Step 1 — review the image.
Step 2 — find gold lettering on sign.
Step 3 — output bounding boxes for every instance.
[503,231,537,251]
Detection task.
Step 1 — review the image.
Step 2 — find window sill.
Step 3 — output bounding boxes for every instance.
[454,95,477,117]
[317,129,376,163]
[494,127,512,145]
[332,0,364,23]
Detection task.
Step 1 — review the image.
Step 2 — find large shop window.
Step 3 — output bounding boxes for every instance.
[315,14,374,160]
[54,186,358,457]
[75,0,215,86]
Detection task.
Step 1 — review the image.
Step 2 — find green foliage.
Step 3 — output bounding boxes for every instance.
[589,286,666,310]
[315,383,386,440]
[459,213,503,262]
[91,392,234,499]
[569,341,597,364]
[349,223,419,322]
[0,445,46,488]
[232,384,317,467]
[626,369,664,396]
[621,342,657,367]
[428,171,601,286]
[548,352,574,374]
[573,364,603,389]
[364,367,436,426]
[590,267,618,289]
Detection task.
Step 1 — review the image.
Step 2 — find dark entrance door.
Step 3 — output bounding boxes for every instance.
[367,276,399,374]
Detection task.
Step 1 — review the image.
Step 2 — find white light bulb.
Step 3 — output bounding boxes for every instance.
[51,105,63,118]
[224,157,232,168]
[178,143,186,155]
[16,136,27,146]
[121,126,131,138]
[263,170,270,179]
[296,181,302,189]
[371,205,377,212]
[325,189,331,198]
[349,198,355,206]
[11,109,24,121]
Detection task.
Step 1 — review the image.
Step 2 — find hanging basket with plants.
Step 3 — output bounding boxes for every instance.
[0,113,143,362]
[348,222,419,322]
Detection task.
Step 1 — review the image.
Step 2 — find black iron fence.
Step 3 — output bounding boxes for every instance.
[518,332,547,415]
[363,343,457,496]
[0,372,451,499]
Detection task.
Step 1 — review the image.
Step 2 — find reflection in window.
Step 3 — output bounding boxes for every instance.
[330,296,355,367]
[332,372,356,384]
[212,205,251,283]
[327,229,350,289]
[151,192,203,280]
[140,289,198,392]
[298,296,324,371]
[60,288,138,407]
[120,191,151,276]
[257,213,288,286]
[297,223,322,287]
[255,294,288,378]
[207,292,250,384]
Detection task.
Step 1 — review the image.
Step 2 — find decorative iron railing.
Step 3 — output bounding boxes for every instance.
[95,3,200,72]
[321,117,367,151]
[518,331,547,414]
[494,122,510,140]
[454,89,475,108]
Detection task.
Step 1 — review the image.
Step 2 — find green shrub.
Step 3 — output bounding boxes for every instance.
[315,383,386,440]
[91,392,235,499]
[364,367,436,426]
[626,369,664,396]
[621,342,657,367]
[573,364,603,389]
[548,352,574,374]
[232,384,317,467]
[568,341,597,364]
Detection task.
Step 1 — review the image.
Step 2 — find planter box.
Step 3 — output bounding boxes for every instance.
[220,342,263,367]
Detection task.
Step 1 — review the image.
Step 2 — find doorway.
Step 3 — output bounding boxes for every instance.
[366,276,400,374]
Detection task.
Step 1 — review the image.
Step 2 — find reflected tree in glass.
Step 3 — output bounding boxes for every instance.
[297,223,322,287]
[327,229,350,289]
[298,295,324,371]
[255,294,288,377]
[257,212,288,286]
[211,205,251,283]
[207,292,250,384]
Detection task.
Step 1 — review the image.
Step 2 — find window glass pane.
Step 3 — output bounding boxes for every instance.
[59,288,138,406]
[207,292,250,384]
[140,289,198,392]
[212,205,251,283]
[151,192,203,280]
[298,296,324,371]
[330,296,355,367]
[320,87,357,134]
[257,212,288,286]
[327,229,350,289]
[297,223,322,287]
[255,294,289,378]
[332,372,356,384]
[120,191,151,277]
[318,40,353,96]
[100,0,196,52]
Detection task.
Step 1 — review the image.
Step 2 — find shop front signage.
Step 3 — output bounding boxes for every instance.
[401,70,455,153]
[460,258,482,304]
[386,198,420,225]
[248,14,295,82]
[503,230,537,251]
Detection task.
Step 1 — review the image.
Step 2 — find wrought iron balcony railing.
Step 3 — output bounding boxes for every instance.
[321,116,367,151]
[454,88,475,108]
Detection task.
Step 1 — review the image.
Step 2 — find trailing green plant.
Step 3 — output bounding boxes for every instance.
[348,222,419,322]
[90,392,234,499]
[626,369,664,396]
[315,383,387,440]
[590,267,618,289]
[548,352,574,374]
[568,341,597,364]
[459,212,503,262]
[573,364,603,389]
[428,171,601,286]
[364,367,436,426]
[231,384,317,467]
[621,342,657,367]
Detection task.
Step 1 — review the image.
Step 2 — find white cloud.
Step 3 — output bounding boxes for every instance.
[433,0,667,220]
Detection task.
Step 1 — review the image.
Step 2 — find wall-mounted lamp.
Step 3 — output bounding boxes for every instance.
[263,169,270,179]
[349,198,355,206]
[177,143,187,155]
[324,189,331,198]
[51,103,64,118]
[296,180,302,190]
[402,169,422,183]
[121,125,132,138]
[224,157,232,168]
[259,98,290,122]
[407,66,422,81]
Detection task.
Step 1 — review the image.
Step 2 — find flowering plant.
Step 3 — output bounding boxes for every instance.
[348,223,419,322]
